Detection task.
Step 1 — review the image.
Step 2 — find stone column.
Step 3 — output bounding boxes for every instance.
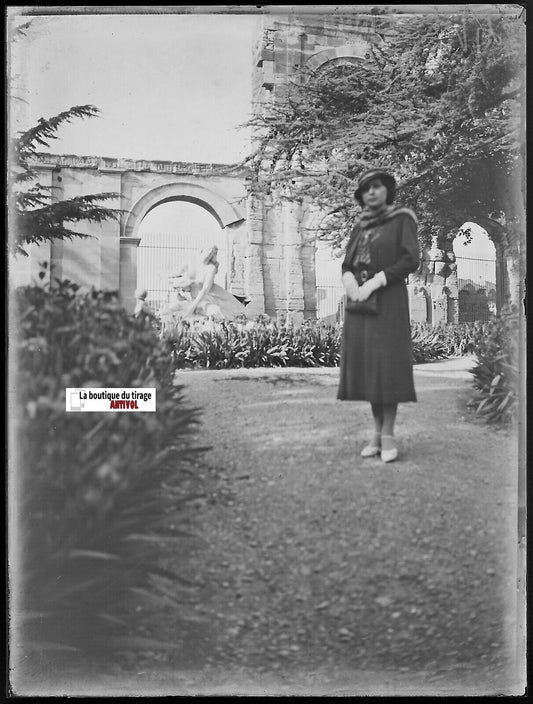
[281,198,305,324]
[430,285,449,324]
[244,194,266,317]
[119,238,140,314]
[227,220,247,296]
[300,242,317,319]
[98,169,123,292]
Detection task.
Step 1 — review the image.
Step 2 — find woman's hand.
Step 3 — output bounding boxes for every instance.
[357,271,387,301]
[342,271,359,301]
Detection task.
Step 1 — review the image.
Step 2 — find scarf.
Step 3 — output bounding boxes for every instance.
[347,205,418,269]
[358,204,418,230]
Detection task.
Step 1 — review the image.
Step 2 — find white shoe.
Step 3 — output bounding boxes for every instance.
[361,434,381,458]
[381,435,398,463]
[361,444,381,458]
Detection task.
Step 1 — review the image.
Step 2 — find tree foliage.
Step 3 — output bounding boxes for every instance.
[247,11,525,252]
[10,105,121,256]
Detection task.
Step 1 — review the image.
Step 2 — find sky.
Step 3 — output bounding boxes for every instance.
[9,11,259,164]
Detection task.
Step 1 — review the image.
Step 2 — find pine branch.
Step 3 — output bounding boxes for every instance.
[15,106,100,163]
[26,194,122,224]
[11,106,122,258]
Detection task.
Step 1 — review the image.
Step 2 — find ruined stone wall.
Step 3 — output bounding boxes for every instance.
[252,13,391,103]
[408,236,459,325]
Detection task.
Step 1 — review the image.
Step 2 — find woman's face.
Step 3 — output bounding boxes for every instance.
[361,178,388,209]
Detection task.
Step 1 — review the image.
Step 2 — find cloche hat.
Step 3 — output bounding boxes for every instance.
[354,168,396,205]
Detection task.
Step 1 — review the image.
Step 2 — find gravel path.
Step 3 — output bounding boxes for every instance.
[64,358,523,696]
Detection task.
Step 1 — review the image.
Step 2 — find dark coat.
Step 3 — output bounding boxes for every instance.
[337,210,420,404]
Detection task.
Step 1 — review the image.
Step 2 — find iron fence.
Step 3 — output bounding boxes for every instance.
[137,231,229,313]
[316,281,346,321]
[453,255,497,322]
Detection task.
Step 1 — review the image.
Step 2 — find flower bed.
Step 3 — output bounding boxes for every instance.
[165,317,481,369]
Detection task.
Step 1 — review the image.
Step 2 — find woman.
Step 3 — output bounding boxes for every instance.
[161,244,251,322]
[337,168,420,462]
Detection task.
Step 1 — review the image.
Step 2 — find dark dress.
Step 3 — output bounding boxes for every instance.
[337,210,420,404]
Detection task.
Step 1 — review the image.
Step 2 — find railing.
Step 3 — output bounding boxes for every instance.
[316,283,346,322]
[454,255,497,322]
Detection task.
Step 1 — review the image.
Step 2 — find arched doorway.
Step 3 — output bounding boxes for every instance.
[453,224,497,322]
[137,201,229,313]
[119,180,245,313]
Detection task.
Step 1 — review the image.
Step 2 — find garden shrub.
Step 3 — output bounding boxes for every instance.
[467,310,519,424]
[11,280,205,664]
[167,316,342,369]
[410,323,449,363]
[166,318,479,369]
[410,322,480,362]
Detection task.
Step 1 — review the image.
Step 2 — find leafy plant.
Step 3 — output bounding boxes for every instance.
[166,317,342,369]
[411,321,480,362]
[10,105,121,256]
[165,317,477,369]
[11,280,206,664]
[467,310,519,424]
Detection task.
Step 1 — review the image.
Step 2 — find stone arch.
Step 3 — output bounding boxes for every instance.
[463,216,510,311]
[432,213,510,311]
[314,55,363,72]
[120,181,245,313]
[294,42,369,85]
[304,43,369,72]
[122,181,245,239]
[453,223,498,317]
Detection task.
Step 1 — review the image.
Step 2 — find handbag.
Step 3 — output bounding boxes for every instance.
[345,294,378,315]
[344,269,379,315]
